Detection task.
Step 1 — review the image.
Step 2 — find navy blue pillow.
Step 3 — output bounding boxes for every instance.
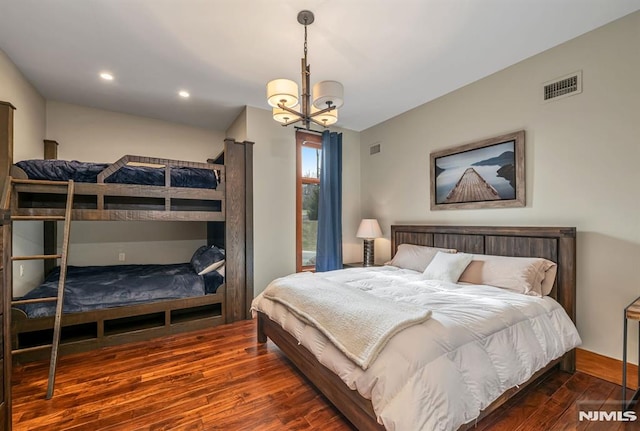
[190,246,207,268]
[190,245,225,275]
[202,270,224,294]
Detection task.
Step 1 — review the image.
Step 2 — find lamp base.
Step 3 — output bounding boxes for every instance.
[363,239,375,267]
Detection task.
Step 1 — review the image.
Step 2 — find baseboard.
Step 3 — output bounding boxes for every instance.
[576,348,638,389]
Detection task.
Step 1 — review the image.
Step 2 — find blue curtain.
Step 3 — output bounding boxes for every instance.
[315,131,342,272]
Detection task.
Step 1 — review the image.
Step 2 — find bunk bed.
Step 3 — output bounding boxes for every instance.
[1,101,254,363]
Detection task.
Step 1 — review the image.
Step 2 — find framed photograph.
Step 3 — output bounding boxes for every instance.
[430,130,525,210]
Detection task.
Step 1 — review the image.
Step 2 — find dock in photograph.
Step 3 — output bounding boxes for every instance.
[445,167,500,203]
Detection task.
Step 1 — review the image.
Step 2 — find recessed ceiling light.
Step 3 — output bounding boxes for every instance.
[100,72,114,81]
[178,90,190,98]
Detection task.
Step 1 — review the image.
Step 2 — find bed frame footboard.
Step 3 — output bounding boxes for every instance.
[257,311,385,431]
[257,311,566,431]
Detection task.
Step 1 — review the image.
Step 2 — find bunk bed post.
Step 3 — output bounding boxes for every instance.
[222,139,254,322]
[43,140,58,160]
[43,140,59,276]
[0,100,14,430]
[0,102,16,200]
[243,142,254,319]
[2,212,12,430]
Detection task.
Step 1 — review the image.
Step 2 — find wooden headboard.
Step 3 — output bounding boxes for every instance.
[390,225,576,371]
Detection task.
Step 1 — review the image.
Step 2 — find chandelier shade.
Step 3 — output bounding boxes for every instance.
[267,79,299,108]
[266,10,343,130]
[312,80,344,109]
[273,106,301,124]
[311,105,338,126]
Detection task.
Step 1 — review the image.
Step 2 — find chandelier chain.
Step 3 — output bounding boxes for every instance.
[303,21,308,67]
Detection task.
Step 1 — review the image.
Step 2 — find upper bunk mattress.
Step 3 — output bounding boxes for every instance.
[16,159,217,189]
[16,263,224,318]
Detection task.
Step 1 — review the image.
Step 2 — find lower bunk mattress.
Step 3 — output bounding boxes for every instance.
[16,263,224,318]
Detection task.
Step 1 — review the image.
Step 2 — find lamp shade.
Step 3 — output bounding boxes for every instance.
[356,219,382,239]
[267,79,299,108]
[311,105,338,126]
[312,80,344,109]
[273,107,301,124]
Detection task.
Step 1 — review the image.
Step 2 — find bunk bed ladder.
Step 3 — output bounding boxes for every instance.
[9,178,75,399]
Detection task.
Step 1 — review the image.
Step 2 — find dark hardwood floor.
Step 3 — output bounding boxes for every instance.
[11,319,640,430]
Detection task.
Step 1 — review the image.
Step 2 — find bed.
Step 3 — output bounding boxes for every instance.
[1,115,254,363]
[15,263,223,318]
[15,158,220,189]
[253,225,578,431]
[10,150,225,220]
[11,244,227,361]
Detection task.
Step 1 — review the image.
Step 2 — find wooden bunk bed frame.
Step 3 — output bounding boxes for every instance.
[257,225,577,431]
[11,141,228,222]
[0,100,254,363]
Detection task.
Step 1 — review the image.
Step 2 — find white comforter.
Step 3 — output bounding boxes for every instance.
[251,266,581,431]
[261,271,432,369]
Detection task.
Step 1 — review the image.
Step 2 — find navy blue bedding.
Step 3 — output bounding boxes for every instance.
[16,159,217,189]
[16,263,224,318]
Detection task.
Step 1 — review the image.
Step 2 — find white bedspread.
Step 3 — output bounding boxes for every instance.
[251,266,581,431]
[262,272,432,369]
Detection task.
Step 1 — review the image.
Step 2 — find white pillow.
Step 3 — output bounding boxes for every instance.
[386,244,457,272]
[458,254,557,296]
[216,264,225,278]
[197,259,225,276]
[423,252,473,283]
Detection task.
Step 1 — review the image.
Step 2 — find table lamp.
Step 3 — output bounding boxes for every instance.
[356,219,382,267]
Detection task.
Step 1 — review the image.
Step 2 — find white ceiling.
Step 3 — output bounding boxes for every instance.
[1,0,639,132]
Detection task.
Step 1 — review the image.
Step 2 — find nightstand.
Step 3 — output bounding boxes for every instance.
[343,262,382,268]
[623,296,640,411]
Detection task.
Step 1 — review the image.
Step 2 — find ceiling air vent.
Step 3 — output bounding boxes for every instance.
[542,71,582,102]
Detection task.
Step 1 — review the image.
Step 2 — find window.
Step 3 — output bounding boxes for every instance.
[296,131,322,272]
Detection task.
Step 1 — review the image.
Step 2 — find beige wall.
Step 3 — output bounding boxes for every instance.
[360,12,640,363]
[241,106,361,295]
[0,48,47,296]
[63,221,207,268]
[43,102,226,296]
[46,101,225,162]
[226,107,247,142]
[0,49,45,161]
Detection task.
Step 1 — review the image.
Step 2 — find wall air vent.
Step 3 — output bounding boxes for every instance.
[370,143,381,155]
[542,71,582,102]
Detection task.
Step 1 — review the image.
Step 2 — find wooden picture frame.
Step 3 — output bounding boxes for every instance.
[430,130,525,210]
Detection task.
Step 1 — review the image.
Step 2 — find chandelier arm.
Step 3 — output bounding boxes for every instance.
[281,117,304,127]
[309,105,336,117]
[277,103,304,117]
[309,117,330,128]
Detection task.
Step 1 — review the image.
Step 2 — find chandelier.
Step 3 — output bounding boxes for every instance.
[266,10,344,129]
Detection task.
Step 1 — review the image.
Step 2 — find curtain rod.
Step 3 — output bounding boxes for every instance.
[294,126,325,135]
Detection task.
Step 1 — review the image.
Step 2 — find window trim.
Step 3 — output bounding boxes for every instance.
[296,131,322,272]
